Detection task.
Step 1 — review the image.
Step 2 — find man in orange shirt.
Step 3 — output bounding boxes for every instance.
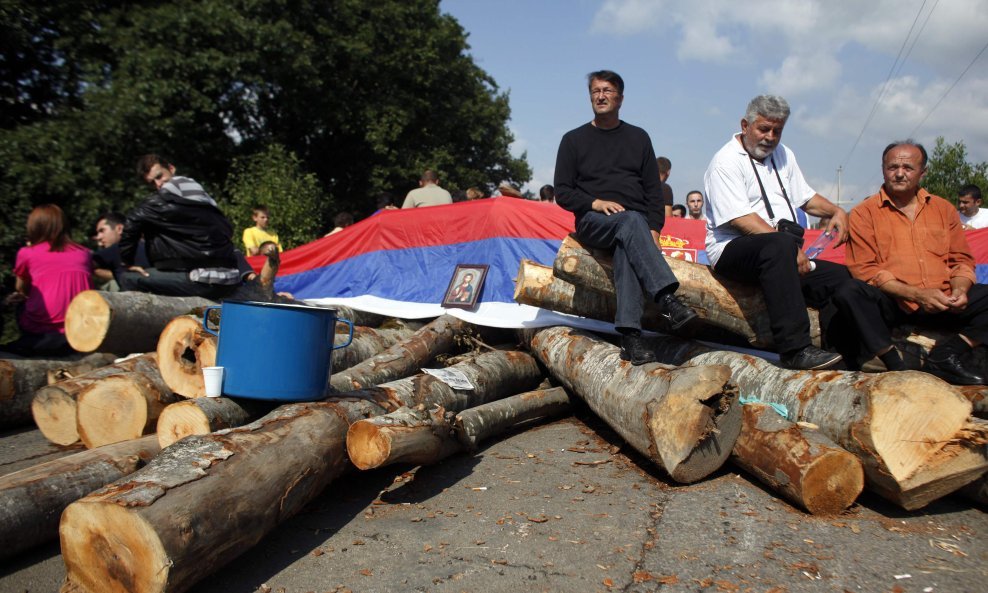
[839,140,987,385]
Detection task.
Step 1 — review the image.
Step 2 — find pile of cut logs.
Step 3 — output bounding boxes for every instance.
[0,234,985,593]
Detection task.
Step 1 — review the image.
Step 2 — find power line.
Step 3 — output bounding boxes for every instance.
[839,0,928,168]
[908,39,988,138]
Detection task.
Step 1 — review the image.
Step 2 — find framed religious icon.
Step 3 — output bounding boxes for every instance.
[442,264,489,309]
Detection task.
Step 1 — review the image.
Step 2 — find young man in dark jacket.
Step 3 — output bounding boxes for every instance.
[119,154,241,298]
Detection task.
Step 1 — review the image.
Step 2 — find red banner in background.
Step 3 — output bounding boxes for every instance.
[659,218,706,263]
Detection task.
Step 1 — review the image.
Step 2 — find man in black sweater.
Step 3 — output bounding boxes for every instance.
[554,70,696,364]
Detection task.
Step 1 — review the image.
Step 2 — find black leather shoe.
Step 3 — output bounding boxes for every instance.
[620,334,657,365]
[779,345,843,370]
[924,354,986,386]
[657,293,698,331]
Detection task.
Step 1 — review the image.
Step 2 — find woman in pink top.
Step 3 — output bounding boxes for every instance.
[2,204,93,356]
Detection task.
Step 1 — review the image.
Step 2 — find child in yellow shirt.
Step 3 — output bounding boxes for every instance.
[242,205,282,255]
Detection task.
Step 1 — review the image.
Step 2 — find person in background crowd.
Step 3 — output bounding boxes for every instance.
[451,190,468,203]
[376,192,398,210]
[466,187,486,200]
[657,156,674,219]
[498,182,524,198]
[242,205,282,255]
[539,184,556,203]
[402,170,452,208]
[325,212,354,236]
[554,69,697,365]
[840,141,988,385]
[671,204,686,218]
[92,211,149,290]
[957,184,988,230]
[121,154,241,299]
[686,190,706,220]
[1,204,93,356]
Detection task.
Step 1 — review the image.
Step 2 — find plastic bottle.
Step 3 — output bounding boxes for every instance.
[804,231,833,259]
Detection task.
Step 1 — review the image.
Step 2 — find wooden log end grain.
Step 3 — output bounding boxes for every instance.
[864,371,972,486]
[651,364,742,484]
[64,291,112,353]
[346,418,396,470]
[32,386,82,446]
[156,315,217,398]
[77,375,154,449]
[799,447,866,515]
[60,501,168,593]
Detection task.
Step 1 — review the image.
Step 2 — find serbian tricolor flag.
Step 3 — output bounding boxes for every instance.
[250,198,706,329]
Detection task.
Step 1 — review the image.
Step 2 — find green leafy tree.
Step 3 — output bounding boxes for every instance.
[224,144,326,250]
[923,137,988,203]
[0,0,529,296]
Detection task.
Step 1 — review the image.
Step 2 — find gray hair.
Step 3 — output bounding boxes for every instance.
[744,95,790,124]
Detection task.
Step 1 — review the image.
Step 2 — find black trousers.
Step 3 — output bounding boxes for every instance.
[831,281,988,358]
[575,210,679,331]
[713,232,853,353]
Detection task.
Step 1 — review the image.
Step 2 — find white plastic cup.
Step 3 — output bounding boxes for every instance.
[202,366,224,397]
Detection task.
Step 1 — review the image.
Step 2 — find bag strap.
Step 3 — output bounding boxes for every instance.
[748,154,798,223]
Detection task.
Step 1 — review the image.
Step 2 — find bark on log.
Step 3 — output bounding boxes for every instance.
[58,349,541,593]
[156,315,414,398]
[32,353,162,446]
[637,334,988,510]
[76,360,177,448]
[156,397,276,448]
[732,403,864,515]
[347,387,571,469]
[60,403,351,593]
[329,314,470,391]
[0,354,116,429]
[527,326,741,483]
[0,435,159,561]
[330,325,417,373]
[454,386,571,449]
[552,235,821,348]
[65,291,216,354]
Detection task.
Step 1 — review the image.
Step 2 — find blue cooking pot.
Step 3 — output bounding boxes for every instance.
[202,300,353,401]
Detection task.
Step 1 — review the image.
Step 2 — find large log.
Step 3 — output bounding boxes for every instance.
[0,435,159,561]
[156,397,276,448]
[76,359,177,448]
[347,387,571,469]
[59,349,541,593]
[527,326,741,483]
[32,353,161,447]
[156,315,414,398]
[65,291,216,354]
[732,403,864,515]
[635,334,988,510]
[329,314,469,391]
[551,236,821,348]
[0,354,116,429]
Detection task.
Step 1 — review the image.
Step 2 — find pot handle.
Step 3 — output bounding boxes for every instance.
[202,305,222,337]
[333,318,354,350]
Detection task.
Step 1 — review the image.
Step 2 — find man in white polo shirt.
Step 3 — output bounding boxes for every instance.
[958,184,988,230]
[704,95,855,370]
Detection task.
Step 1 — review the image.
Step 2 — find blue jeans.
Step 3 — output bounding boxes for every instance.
[575,210,679,331]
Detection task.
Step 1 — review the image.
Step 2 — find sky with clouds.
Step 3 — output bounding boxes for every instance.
[441,0,988,209]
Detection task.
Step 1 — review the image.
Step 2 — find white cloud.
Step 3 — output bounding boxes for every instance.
[590,0,665,35]
[759,53,841,96]
[677,20,736,62]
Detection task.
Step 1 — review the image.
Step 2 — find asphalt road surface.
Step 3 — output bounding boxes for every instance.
[2,409,985,593]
